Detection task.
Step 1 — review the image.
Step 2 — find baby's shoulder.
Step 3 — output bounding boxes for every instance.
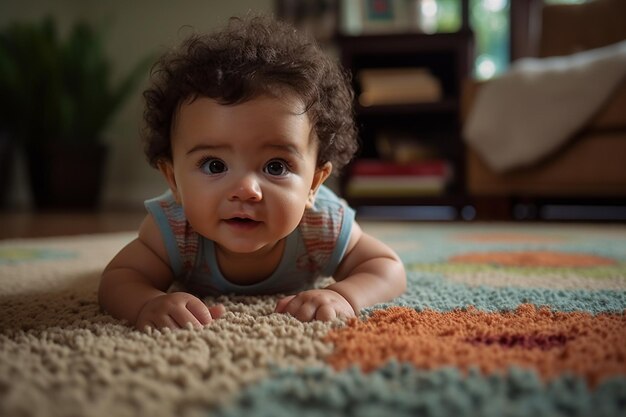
[144,190,200,274]
[311,185,349,210]
[299,185,353,237]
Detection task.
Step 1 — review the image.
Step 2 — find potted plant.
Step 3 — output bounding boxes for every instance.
[0,19,61,208]
[0,17,151,209]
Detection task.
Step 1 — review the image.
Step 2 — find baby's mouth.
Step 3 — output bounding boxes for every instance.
[230,217,255,223]
[224,217,261,228]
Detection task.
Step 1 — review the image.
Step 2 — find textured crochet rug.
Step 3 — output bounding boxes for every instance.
[1,223,625,417]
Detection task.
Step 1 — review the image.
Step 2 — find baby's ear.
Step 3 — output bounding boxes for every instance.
[158,160,182,204]
[306,162,332,208]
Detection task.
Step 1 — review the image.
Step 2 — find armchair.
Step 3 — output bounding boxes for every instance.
[462,0,626,219]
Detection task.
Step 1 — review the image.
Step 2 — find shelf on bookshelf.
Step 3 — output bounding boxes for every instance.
[353,199,475,220]
[335,30,474,52]
[346,194,469,209]
[356,98,458,115]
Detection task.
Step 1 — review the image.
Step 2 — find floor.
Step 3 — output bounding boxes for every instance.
[0,211,147,239]
[2,208,624,240]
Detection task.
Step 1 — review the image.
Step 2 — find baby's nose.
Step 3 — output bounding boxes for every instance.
[228,174,262,202]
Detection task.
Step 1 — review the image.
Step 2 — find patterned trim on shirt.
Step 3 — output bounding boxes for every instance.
[297,205,344,274]
[159,199,199,272]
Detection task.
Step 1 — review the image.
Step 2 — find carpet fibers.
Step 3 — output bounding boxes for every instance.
[0,223,625,416]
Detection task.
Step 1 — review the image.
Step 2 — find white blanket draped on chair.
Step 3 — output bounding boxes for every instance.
[463,40,626,173]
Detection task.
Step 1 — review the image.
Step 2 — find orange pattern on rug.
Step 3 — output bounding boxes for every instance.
[449,251,616,267]
[325,305,626,386]
[454,233,563,243]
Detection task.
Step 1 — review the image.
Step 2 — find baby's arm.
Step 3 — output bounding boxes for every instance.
[98,215,223,330]
[275,222,406,321]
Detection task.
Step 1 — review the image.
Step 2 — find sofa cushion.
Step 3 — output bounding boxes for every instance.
[467,132,626,197]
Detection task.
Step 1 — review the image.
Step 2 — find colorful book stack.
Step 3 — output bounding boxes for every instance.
[346,159,452,198]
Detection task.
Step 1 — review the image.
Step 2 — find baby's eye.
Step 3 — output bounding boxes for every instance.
[264,159,290,176]
[199,158,227,175]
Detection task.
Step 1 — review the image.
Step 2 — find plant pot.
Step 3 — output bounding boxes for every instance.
[26,143,108,210]
[0,132,15,208]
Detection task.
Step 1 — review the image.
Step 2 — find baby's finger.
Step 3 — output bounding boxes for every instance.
[154,315,180,330]
[186,298,213,325]
[293,301,318,322]
[170,307,202,328]
[315,305,337,322]
[208,304,226,319]
[281,295,305,317]
[274,295,297,313]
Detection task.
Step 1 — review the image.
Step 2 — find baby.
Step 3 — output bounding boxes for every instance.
[98,16,406,330]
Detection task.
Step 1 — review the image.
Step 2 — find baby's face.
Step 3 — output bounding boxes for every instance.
[162,94,329,256]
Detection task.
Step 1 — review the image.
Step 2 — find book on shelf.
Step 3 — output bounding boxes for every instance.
[346,175,447,198]
[345,159,452,198]
[350,159,451,177]
[357,67,442,107]
[376,133,440,163]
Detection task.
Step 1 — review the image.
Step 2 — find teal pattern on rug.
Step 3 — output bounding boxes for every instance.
[214,363,626,417]
[367,274,626,314]
[367,225,626,314]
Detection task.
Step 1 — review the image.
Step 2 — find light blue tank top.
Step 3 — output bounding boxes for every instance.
[144,185,355,296]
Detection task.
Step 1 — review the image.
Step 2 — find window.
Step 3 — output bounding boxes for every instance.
[429,0,591,79]
[469,0,509,79]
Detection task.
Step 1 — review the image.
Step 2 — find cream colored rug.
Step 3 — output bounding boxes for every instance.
[0,233,336,417]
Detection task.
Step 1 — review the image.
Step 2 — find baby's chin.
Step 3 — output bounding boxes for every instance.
[213,237,285,257]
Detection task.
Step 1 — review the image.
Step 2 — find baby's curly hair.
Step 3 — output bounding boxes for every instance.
[142,15,358,173]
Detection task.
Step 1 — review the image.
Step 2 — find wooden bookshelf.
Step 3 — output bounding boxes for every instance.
[336,26,474,219]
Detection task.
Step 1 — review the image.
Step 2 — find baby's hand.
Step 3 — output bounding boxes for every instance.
[274,289,356,322]
[135,292,225,331]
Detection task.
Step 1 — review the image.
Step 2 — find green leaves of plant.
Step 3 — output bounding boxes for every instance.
[0,16,152,145]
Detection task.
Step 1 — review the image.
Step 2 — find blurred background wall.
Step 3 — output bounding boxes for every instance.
[0,0,273,209]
